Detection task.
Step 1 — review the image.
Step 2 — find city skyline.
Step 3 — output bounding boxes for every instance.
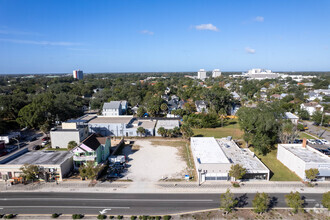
[0,0,330,74]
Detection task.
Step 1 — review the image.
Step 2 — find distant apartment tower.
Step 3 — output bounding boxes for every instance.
[212,69,221,77]
[73,70,83,80]
[197,69,207,80]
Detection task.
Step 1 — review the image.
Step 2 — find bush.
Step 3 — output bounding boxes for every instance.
[72,214,84,219]
[232,182,240,188]
[163,215,171,220]
[97,214,107,219]
[4,214,15,219]
[155,217,161,220]
[51,213,60,218]
[130,216,137,220]
[109,216,114,219]
[117,215,123,219]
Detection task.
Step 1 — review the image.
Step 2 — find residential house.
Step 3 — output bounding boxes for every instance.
[260,87,267,93]
[72,133,111,169]
[231,91,240,100]
[270,94,281,100]
[195,100,209,113]
[161,94,170,102]
[167,99,179,112]
[306,92,324,102]
[102,101,122,116]
[300,102,324,115]
[284,112,299,125]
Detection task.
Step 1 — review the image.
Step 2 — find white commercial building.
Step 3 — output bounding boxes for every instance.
[73,70,83,80]
[212,69,221,77]
[190,137,270,182]
[277,144,330,180]
[197,69,207,80]
[233,68,282,80]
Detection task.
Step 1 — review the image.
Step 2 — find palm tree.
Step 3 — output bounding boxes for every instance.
[137,127,146,137]
[157,127,166,137]
[67,141,78,150]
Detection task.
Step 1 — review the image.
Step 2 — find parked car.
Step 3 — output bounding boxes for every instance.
[41,140,49,146]
[42,137,50,141]
[308,139,316,144]
[316,148,330,155]
[320,139,329,145]
[315,139,323,145]
[32,145,41,150]
[30,136,37,141]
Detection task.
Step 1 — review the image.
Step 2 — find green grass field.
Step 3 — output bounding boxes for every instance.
[192,120,243,139]
[251,147,301,181]
[299,132,316,140]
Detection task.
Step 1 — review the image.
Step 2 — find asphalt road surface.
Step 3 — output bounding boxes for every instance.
[0,192,324,215]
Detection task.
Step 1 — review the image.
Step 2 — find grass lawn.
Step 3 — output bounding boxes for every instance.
[45,147,69,151]
[299,132,316,140]
[250,147,300,181]
[192,120,243,139]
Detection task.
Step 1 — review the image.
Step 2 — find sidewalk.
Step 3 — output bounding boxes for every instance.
[1,180,329,194]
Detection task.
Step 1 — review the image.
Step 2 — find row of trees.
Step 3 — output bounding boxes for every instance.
[221,190,330,214]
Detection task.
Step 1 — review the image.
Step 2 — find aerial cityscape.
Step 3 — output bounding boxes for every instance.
[0,0,330,219]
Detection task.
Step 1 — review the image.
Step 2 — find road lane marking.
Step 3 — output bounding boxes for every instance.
[0,198,213,202]
[306,199,316,202]
[0,206,130,209]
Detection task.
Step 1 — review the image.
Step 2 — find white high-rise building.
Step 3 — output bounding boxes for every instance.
[212,69,221,77]
[197,69,207,80]
[73,70,83,80]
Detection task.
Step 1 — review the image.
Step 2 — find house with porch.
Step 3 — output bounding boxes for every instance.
[72,133,111,169]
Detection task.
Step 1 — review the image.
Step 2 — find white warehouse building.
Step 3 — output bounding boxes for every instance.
[277,143,330,181]
[190,137,270,182]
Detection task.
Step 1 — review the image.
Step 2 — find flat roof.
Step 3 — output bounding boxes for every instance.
[5,151,72,165]
[133,119,156,129]
[217,139,269,172]
[89,116,134,124]
[155,120,180,129]
[191,137,230,164]
[279,144,330,163]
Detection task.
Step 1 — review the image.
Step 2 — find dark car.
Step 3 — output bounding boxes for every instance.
[30,137,37,141]
[42,137,50,141]
[316,148,330,155]
[32,145,41,150]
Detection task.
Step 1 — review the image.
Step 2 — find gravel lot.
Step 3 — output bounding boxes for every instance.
[122,139,187,182]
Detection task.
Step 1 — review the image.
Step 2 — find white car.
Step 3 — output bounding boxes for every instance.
[308,139,316,144]
[320,139,329,145]
[41,140,49,146]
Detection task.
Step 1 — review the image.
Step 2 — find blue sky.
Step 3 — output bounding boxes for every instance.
[0,0,329,74]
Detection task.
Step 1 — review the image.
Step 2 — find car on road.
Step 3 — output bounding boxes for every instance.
[30,136,37,141]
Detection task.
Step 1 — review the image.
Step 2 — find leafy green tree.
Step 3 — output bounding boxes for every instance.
[79,161,103,181]
[137,127,146,137]
[305,168,319,182]
[20,164,40,182]
[160,103,168,113]
[218,108,227,127]
[279,121,298,144]
[67,141,78,150]
[229,164,246,181]
[220,189,237,214]
[312,110,323,125]
[285,191,304,214]
[137,107,146,117]
[40,121,51,137]
[237,104,280,154]
[180,124,194,140]
[298,109,310,120]
[166,129,174,138]
[252,192,270,214]
[204,86,233,114]
[322,191,330,210]
[157,127,166,137]
[173,126,180,137]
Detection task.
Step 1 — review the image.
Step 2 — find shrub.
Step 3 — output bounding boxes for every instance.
[130,216,137,220]
[163,215,171,220]
[117,215,123,219]
[232,182,240,188]
[4,214,15,219]
[155,216,161,220]
[51,213,60,218]
[109,216,114,219]
[72,214,84,219]
[97,214,107,219]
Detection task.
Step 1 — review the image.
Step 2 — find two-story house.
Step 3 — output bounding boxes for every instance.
[195,100,209,113]
[72,133,111,169]
[102,101,122,116]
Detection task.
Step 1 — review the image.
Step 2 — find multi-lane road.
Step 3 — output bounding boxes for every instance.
[0,192,324,215]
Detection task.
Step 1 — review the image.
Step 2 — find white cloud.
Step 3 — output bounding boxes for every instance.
[0,28,41,36]
[194,24,219,32]
[140,30,154,35]
[245,47,256,54]
[254,16,264,22]
[0,38,79,46]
